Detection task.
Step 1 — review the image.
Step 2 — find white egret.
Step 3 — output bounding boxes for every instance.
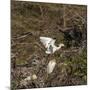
[40,37,64,54]
[47,59,56,74]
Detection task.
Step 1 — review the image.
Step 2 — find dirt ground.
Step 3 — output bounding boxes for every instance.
[11,0,87,89]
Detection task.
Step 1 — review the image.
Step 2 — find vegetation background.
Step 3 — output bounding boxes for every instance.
[11,0,87,89]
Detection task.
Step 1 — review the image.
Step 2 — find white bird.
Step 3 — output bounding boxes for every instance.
[47,59,56,74]
[40,37,64,54]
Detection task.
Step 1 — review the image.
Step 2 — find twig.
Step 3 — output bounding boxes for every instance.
[66,6,86,24]
[57,24,73,32]
[34,42,45,52]
[38,4,44,18]
[12,32,32,40]
[63,5,67,28]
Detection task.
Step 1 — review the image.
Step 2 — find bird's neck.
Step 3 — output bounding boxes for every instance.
[57,44,62,50]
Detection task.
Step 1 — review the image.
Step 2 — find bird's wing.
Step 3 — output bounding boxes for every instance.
[50,39,56,46]
[40,37,52,48]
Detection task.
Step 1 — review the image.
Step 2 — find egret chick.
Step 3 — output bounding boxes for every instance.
[47,59,56,74]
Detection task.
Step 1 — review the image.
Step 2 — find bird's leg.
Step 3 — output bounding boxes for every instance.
[51,52,55,60]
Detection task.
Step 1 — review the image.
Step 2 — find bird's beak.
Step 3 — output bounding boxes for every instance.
[62,44,64,47]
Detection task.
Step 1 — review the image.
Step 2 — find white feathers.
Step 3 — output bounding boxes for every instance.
[24,76,31,81]
[23,74,37,81]
[47,59,56,74]
[20,74,37,86]
[32,74,37,80]
[40,37,54,48]
[40,36,64,54]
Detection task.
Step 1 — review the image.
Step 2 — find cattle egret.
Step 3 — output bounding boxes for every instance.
[47,59,56,74]
[40,37,64,54]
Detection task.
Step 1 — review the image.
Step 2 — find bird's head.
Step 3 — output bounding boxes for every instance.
[59,43,65,48]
